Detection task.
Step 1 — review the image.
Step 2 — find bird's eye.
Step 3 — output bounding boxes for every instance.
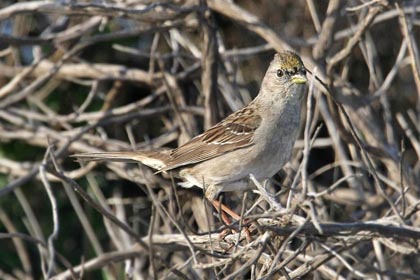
[276,69,284,78]
[293,67,298,74]
[301,68,307,75]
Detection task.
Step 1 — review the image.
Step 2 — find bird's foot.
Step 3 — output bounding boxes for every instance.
[211,199,252,242]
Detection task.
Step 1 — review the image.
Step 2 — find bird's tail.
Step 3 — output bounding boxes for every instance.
[71,150,170,170]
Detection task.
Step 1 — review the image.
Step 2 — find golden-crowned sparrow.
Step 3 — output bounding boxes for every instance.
[73,51,307,217]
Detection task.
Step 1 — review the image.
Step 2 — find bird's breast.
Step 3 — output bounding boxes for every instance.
[251,103,301,178]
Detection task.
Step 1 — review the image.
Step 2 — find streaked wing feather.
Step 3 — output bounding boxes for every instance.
[161,106,261,171]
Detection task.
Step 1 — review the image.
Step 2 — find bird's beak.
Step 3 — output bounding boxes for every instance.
[291,74,307,85]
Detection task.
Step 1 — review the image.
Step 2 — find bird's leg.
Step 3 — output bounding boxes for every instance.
[211,199,252,242]
[206,185,241,221]
[205,184,251,241]
[211,199,242,221]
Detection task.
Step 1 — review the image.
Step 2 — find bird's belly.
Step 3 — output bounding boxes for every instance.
[184,139,293,186]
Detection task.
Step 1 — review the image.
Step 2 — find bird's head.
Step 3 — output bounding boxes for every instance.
[260,51,307,103]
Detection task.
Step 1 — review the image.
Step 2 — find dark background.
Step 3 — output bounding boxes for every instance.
[0,0,419,279]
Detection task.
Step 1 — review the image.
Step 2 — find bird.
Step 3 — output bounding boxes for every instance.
[72,51,307,224]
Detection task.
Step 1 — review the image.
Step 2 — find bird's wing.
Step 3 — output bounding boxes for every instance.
[162,106,261,171]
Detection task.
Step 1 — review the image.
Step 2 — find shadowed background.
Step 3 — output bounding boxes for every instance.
[0,0,419,279]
